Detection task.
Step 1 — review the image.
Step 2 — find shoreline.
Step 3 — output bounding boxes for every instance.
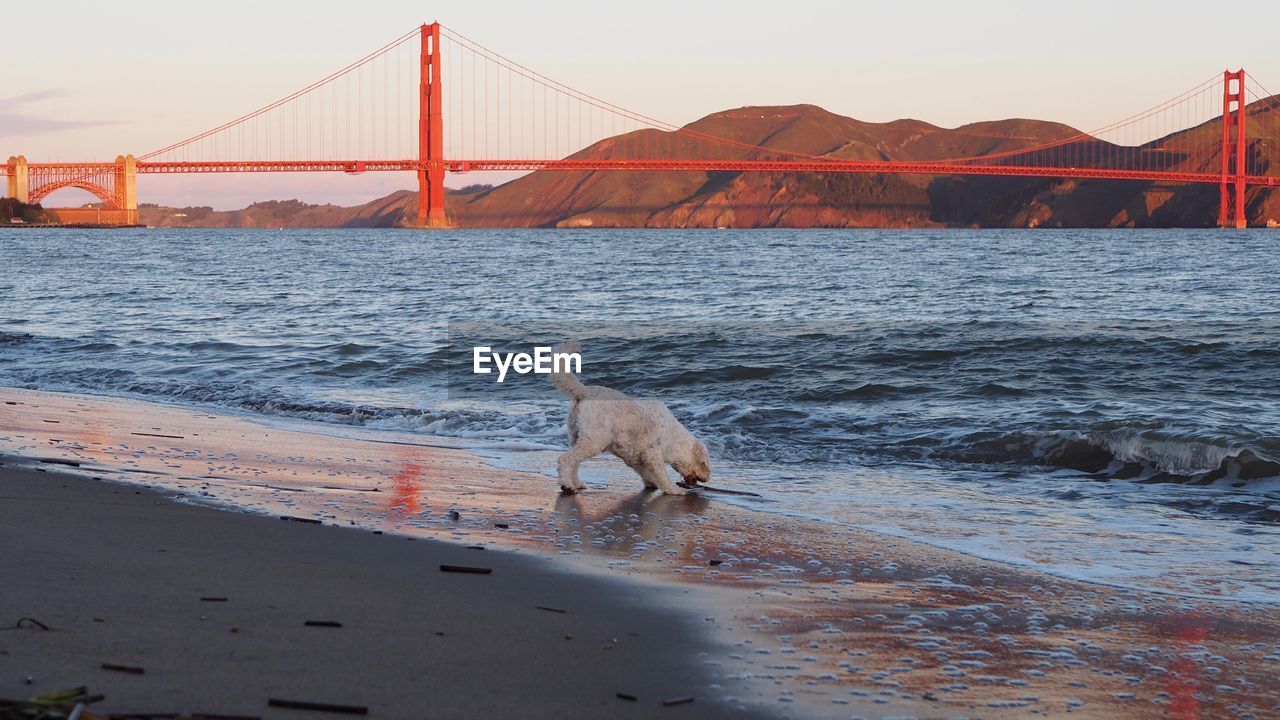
[6,380,1272,606]
[4,386,1280,718]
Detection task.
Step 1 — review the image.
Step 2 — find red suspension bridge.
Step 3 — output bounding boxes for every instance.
[5,22,1280,228]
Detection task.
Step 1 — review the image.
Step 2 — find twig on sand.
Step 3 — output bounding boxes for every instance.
[130,432,185,440]
[439,564,492,574]
[615,692,638,702]
[267,698,368,715]
[199,597,228,603]
[535,606,567,614]
[303,621,343,628]
[279,515,321,525]
[39,458,81,467]
[676,482,762,497]
[100,662,145,675]
[662,696,695,706]
[5,617,51,630]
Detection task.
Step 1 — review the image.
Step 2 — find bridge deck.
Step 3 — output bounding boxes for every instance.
[123,159,1275,187]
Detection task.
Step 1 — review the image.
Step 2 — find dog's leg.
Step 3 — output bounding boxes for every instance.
[637,448,686,495]
[557,436,606,494]
[623,458,659,491]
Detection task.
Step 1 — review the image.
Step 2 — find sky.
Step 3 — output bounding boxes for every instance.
[4,0,1280,209]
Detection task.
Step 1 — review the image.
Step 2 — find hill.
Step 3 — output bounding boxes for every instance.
[141,102,1280,229]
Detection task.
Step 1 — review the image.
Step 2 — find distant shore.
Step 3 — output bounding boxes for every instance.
[0,223,144,229]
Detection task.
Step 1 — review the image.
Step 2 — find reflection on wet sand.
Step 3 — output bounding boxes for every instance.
[1167,616,1211,720]
[3,386,1279,719]
[553,489,712,559]
[388,455,427,517]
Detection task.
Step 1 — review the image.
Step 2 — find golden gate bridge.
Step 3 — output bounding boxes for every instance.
[5,22,1280,228]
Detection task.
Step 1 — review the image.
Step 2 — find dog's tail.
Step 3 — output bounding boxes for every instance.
[549,339,588,400]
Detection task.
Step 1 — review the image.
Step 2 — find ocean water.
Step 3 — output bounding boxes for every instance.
[2,227,1279,601]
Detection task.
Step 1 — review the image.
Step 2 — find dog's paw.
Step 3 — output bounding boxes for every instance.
[662,486,688,496]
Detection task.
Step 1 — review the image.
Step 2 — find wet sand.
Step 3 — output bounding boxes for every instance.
[3,386,1280,719]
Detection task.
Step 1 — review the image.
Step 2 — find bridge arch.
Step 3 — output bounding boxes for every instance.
[28,180,121,209]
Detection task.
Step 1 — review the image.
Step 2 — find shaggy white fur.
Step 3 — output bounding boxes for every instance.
[551,341,712,495]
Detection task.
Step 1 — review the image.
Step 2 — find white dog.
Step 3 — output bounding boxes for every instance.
[551,341,711,495]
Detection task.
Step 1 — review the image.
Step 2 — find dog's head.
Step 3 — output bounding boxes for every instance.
[673,438,712,486]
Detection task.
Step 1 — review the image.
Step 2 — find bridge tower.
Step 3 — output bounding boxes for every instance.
[417,22,449,228]
[1219,70,1248,229]
[114,154,138,225]
[6,156,29,203]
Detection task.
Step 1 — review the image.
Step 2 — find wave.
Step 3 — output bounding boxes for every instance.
[4,324,1280,512]
[8,361,1279,488]
[922,427,1280,486]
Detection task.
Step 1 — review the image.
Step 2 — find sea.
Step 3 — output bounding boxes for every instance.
[2,227,1278,602]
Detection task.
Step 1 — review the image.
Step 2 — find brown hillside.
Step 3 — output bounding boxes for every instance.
[448,105,1090,229]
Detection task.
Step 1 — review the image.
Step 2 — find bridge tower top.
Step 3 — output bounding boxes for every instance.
[6,156,30,204]
[114,155,138,219]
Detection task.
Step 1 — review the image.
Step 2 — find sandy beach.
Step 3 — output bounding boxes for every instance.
[0,463,763,719]
[3,386,1280,719]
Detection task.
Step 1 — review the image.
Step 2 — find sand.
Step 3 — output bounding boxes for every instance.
[3,386,1280,719]
[0,466,761,719]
